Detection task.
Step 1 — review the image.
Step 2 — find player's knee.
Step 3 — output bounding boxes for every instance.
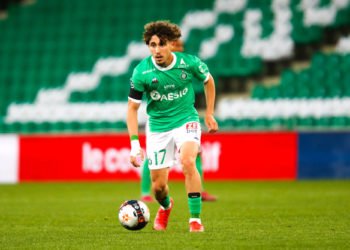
[181,157,197,176]
[181,156,196,170]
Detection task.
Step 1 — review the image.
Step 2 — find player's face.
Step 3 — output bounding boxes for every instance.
[148,35,173,67]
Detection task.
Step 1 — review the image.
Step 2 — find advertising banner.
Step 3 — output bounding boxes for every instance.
[199,132,297,180]
[298,132,350,179]
[18,132,297,181]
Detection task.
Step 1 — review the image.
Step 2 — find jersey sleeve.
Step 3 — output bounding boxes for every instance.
[130,68,145,92]
[191,56,210,83]
[128,68,145,102]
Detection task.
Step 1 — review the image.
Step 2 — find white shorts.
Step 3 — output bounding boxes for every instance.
[146,121,201,170]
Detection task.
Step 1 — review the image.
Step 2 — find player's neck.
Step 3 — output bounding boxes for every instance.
[161,53,174,68]
[152,53,176,71]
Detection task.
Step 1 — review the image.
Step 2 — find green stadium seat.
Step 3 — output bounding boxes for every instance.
[297,117,315,128]
[236,118,254,129]
[315,117,332,127]
[251,85,267,99]
[252,117,270,129]
[280,84,297,99]
[269,117,285,129]
[331,116,347,127]
[280,70,297,86]
[267,86,282,99]
[283,117,293,130]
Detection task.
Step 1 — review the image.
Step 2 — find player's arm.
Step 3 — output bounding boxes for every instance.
[191,55,218,133]
[127,84,144,167]
[203,74,218,133]
[127,99,140,141]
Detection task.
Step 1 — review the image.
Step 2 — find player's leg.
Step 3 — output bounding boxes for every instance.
[196,154,217,202]
[140,158,154,202]
[179,141,204,232]
[151,168,170,208]
[175,121,204,232]
[150,166,173,231]
[181,142,202,193]
[147,130,175,231]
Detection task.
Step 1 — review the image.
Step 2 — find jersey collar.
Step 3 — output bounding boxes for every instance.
[151,52,177,71]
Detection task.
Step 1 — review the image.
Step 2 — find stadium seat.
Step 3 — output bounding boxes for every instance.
[1,0,350,133]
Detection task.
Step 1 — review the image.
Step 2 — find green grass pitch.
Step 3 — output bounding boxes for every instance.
[0,181,349,249]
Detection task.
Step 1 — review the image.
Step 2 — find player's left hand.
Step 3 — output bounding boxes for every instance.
[205,114,218,133]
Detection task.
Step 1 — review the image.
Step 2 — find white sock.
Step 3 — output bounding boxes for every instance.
[189,218,201,224]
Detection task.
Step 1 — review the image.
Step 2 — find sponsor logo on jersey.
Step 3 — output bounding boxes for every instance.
[130,80,135,89]
[142,69,156,74]
[150,90,161,100]
[180,70,187,80]
[186,122,198,134]
[150,87,188,101]
[164,84,175,90]
[178,58,189,69]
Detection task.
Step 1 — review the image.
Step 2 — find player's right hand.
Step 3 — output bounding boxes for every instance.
[130,150,144,168]
[130,140,144,167]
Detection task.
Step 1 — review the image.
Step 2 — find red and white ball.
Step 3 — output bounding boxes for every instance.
[118,200,150,230]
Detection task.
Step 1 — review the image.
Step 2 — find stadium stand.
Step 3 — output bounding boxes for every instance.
[0,0,350,133]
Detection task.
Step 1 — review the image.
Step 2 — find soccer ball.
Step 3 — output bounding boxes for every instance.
[118,200,150,230]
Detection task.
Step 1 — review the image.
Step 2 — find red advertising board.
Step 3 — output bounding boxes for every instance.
[19,132,297,181]
[200,132,297,180]
[19,134,144,181]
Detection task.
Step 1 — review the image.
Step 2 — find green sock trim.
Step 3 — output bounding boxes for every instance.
[159,196,171,209]
[188,196,201,218]
[140,159,151,196]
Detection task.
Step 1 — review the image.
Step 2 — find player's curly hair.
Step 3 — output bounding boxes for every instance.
[143,20,181,45]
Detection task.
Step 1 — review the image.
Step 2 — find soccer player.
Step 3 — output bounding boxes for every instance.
[140,39,217,203]
[127,20,218,232]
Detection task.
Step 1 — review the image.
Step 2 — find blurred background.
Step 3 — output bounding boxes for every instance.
[1,0,350,183]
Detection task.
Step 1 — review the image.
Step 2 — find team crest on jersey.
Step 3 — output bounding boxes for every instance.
[186,122,198,133]
[180,70,187,80]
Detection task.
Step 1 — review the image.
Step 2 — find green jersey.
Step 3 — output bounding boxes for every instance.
[130,52,210,132]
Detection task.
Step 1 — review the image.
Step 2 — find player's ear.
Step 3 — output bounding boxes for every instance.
[169,41,176,50]
[171,40,184,52]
